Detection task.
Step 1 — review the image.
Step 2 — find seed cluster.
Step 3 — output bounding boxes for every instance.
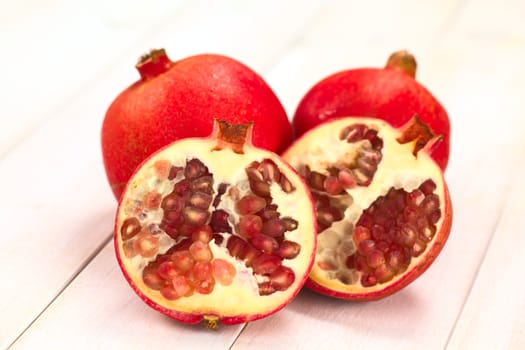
[120,158,301,300]
[318,180,442,287]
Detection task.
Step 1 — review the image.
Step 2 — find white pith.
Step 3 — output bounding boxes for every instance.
[116,137,316,316]
[283,117,446,294]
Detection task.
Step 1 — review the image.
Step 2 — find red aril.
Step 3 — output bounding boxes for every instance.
[115,120,316,328]
[282,116,452,301]
[293,50,450,170]
[102,48,291,199]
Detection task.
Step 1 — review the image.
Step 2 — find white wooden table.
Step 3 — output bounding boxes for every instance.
[1,0,524,349]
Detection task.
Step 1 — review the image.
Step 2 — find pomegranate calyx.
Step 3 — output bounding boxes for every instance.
[136,48,174,81]
[397,115,440,156]
[212,119,253,154]
[385,50,417,78]
[203,315,220,330]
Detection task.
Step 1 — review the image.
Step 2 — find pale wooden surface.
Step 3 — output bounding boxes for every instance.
[1,0,524,349]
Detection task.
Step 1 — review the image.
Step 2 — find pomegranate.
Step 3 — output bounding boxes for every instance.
[293,50,450,170]
[282,116,452,300]
[115,120,316,328]
[102,48,292,199]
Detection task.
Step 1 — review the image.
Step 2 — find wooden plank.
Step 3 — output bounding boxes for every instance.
[2,0,324,347]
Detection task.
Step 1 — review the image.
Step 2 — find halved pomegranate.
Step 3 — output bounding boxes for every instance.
[282,116,452,300]
[115,120,316,328]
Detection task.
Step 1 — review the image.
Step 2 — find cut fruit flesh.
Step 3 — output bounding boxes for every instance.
[282,117,452,299]
[115,124,316,323]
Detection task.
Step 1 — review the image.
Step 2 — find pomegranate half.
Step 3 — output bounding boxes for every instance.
[293,50,450,170]
[102,48,292,199]
[115,120,316,328]
[282,116,452,300]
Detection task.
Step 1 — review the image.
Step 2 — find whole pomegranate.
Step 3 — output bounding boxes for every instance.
[102,48,292,199]
[115,120,316,328]
[283,116,452,300]
[293,50,450,170]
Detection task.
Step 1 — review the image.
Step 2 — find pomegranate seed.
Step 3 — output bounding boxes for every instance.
[397,225,417,247]
[428,209,442,225]
[191,225,213,243]
[367,250,386,268]
[249,180,271,197]
[251,254,282,275]
[258,281,276,296]
[194,277,215,294]
[243,245,263,267]
[134,234,159,258]
[309,171,327,191]
[261,218,286,237]
[157,261,179,280]
[168,165,182,180]
[419,179,437,195]
[171,275,193,298]
[189,261,213,281]
[212,233,224,245]
[317,206,343,228]
[280,176,295,193]
[160,285,180,300]
[277,240,301,259]
[163,209,182,225]
[317,260,337,271]
[281,217,298,231]
[238,214,263,238]
[361,274,377,287]
[170,250,195,273]
[411,239,427,257]
[371,224,385,240]
[357,157,376,175]
[246,166,264,182]
[183,206,209,226]
[354,169,371,186]
[121,217,141,240]
[173,179,191,195]
[191,176,214,194]
[212,259,237,286]
[345,254,356,269]
[236,195,267,215]
[420,194,440,213]
[374,264,395,283]
[188,192,213,210]
[407,189,424,206]
[324,175,343,195]
[153,159,171,179]
[341,124,366,142]
[185,159,208,179]
[251,234,279,254]
[210,209,232,233]
[338,168,357,189]
[353,226,371,244]
[122,240,138,258]
[269,266,295,291]
[143,191,162,209]
[142,265,164,290]
[189,241,213,262]
[161,193,185,211]
[227,235,247,258]
[258,159,281,182]
[258,206,280,221]
[358,239,375,255]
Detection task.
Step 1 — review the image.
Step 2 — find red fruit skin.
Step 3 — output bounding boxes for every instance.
[102,53,291,200]
[293,67,450,170]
